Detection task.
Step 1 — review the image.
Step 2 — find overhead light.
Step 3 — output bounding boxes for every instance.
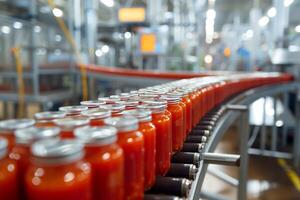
[95,49,103,57]
[1,26,10,34]
[124,32,131,39]
[284,0,294,7]
[204,54,213,64]
[100,0,114,7]
[52,7,64,17]
[267,7,277,18]
[34,25,41,33]
[101,45,109,53]
[258,16,269,27]
[55,34,62,42]
[295,25,300,33]
[13,21,23,29]
[206,9,216,19]
[246,29,253,38]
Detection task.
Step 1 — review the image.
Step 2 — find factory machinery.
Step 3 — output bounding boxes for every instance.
[0,71,298,200]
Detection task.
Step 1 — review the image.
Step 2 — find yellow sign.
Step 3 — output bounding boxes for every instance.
[140,33,156,53]
[224,47,231,57]
[118,7,146,23]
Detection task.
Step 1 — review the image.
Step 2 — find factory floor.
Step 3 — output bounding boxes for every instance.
[202,127,300,200]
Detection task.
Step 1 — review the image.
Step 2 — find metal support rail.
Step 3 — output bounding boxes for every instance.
[188,82,299,200]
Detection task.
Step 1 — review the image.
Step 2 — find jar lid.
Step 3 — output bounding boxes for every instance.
[143,99,168,106]
[123,109,152,122]
[81,108,111,119]
[15,127,60,145]
[99,103,125,113]
[160,95,181,104]
[129,90,138,94]
[0,119,35,132]
[104,116,138,132]
[59,105,88,114]
[166,91,184,98]
[0,138,8,159]
[110,95,120,99]
[31,139,84,164]
[119,100,139,109]
[98,97,120,104]
[80,100,106,108]
[137,104,166,114]
[34,111,66,121]
[139,94,159,99]
[54,117,90,129]
[74,126,117,145]
[120,93,137,100]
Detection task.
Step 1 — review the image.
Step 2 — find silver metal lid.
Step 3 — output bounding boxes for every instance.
[0,119,35,132]
[59,105,88,114]
[160,95,181,104]
[15,127,60,145]
[104,116,138,132]
[139,94,159,99]
[80,100,106,108]
[137,104,166,114]
[74,126,117,145]
[166,91,185,98]
[143,100,168,106]
[110,95,120,99]
[54,117,90,129]
[81,108,111,119]
[31,139,84,164]
[98,97,121,104]
[34,111,66,121]
[119,100,139,109]
[123,109,152,122]
[120,93,137,100]
[0,138,8,159]
[99,103,125,113]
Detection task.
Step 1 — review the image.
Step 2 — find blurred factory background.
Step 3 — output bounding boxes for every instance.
[0,0,299,116]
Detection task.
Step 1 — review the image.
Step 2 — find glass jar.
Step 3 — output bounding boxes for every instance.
[123,109,156,190]
[161,96,184,151]
[0,138,18,200]
[167,92,187,139]
[0,119,35,150]
[59,105,88,117]
[34,111,66,127]
[74,126,124,200]
[99,103,125,117]
[176,89,193,134]
[138,104,171,176]
[11,127,60,199]
[80,100,106,109]
[104,116,144,200]
[25,139,92,200]
[81,109,111,126]
[187,88,198,128]
[54,117,90,138]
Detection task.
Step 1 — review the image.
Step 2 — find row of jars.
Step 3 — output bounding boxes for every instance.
[0,73,293,200]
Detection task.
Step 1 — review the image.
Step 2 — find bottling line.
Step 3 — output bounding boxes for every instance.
[0,72,297,200]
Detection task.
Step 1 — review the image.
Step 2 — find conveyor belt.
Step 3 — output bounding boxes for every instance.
[144,82,299,200]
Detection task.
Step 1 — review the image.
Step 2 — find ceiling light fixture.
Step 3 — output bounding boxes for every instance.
[52,7,64,17]
[258,16,270,27]
[284,0,294,7]
[100,0,114,7]
[267,7,277,18]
